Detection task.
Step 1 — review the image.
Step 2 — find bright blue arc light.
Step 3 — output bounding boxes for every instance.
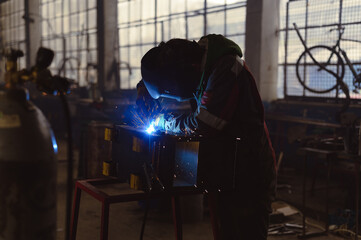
[50,130,58,154]
[146,123,155,134]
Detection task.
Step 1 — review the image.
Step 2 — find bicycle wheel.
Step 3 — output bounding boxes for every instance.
[296,45,345,94]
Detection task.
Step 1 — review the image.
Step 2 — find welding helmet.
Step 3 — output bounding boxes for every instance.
[141,39,204,101]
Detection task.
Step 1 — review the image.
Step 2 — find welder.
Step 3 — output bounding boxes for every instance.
[137,34,276,240]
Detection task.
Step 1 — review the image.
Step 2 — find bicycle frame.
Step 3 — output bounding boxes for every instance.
[341,49,360,81]
[293,22,351,116]
[293,23,344,84]
[294,23,361,89]
[325,26,361,87]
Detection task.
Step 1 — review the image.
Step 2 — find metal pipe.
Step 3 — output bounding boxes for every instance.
[185,0,188,39]
[154,0,157,45]
[96,0,105,93]
[302,0,309,97]
[283,1,289,98]
[24,0,30,69]
[203,0,207,36]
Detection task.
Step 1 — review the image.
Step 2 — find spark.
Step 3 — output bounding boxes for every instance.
[126,98,169,134]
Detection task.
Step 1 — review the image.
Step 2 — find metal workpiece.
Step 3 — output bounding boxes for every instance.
[112,125,203,191]
[0,88,57,240]
[111,125,244,194]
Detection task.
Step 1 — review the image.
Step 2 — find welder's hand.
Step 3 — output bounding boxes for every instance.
[154,114,180,133]
[154,114,166,130]
[136,80,158,118]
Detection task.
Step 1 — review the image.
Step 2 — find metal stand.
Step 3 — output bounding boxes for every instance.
[336,152,361,240]
[354,161,360,240]
[69,178,218,240]
[297,148,361,239]
[297,148,336,239]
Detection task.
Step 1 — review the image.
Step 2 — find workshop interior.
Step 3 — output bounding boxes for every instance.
[1,0,361,239]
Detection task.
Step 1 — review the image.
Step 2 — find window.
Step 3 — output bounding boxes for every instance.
[279,0,361,100]
[117,0,247,89]
[40,0,97,87]
[0,0,26,72]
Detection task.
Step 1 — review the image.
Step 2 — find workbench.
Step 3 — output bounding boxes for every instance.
[69,178,220,240]
[297,147,360,239]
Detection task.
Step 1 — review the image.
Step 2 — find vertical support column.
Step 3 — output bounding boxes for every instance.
[0,6,4,84]
[302,154,307,236]
[24,0,41,68]
[172,196,183,240]
[245,0,280,101]
[97,0,120,93]
[326,156,331,233]
[355,160,360,240]
[203,0,207,36]
[208,192,220,240]
[154,0,158,45]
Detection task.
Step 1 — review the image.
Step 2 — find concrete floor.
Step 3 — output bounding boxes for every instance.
[55,141,346,240]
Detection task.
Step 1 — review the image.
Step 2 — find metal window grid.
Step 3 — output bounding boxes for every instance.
[0,0,26,69]
[117,0,247,89]
[279,0,361,100]
[40,0,97,88]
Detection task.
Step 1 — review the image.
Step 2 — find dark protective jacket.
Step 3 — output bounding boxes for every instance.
[164,35,276,200]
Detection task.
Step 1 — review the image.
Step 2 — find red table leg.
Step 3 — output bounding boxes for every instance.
[70,183,82,240]
[101,201,110,240]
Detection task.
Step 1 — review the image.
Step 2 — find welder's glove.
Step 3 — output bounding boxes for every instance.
[154,114,181,134]
[154,114,166,130]
[136,80,159,119]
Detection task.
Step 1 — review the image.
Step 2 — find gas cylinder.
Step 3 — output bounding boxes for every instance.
[0,87,57,240]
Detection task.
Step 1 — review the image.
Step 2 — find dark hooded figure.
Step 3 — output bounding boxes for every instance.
[137,34,276,240]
